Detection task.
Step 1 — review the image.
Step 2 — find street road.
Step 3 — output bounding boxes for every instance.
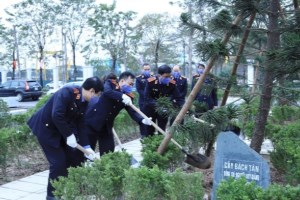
[0,96,39,114]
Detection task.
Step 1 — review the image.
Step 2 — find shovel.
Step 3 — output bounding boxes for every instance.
[76,144,99,160]
[112,127,139,167]
[129,104,211,169]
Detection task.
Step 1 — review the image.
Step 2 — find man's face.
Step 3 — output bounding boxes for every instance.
[173,66,180,73]
[83,88,99,102]
[119,76,134,87]
[143,65,151,71]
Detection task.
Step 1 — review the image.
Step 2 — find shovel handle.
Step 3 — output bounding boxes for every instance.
[112,128,123,149]
[129,104,184,149]
[76,144,97,159]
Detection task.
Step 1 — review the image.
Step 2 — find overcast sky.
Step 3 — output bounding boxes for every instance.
[0,0,183,19]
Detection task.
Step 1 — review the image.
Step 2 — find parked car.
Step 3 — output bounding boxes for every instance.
[0,80,42,102]
[46,81,84,95]
[45,81,64,89]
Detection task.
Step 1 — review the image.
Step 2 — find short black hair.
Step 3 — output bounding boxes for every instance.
[143,63,150,67]
[119,71,135,80]
[158,64,171,75]
[103,73,117,82]
[82,76,103,93]
[198,63,205,68]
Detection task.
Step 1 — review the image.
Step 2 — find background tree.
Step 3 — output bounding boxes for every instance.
[0,20,15,79]
[6,0,57,87]
[134,13,180,72]
[87,2,136,73]
[250,0,300,152]
[56,0,95,81]
[175,0,218,80]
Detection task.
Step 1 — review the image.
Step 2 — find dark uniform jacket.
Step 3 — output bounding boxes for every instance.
[171,75,187,106]
[136,74,152,107]
[27,86,89,148]
[192,74,218,110]
[84,79,143,135]
[144,76,181,107]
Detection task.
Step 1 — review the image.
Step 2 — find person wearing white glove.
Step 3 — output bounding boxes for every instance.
[83,146,96,161]
[142,117,152,125]
[122,94,132,105]
[85,71,156,156]
[26,76,104,200]
[66,134,77,148]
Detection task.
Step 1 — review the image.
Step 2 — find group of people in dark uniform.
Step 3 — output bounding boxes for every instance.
[27,63,218,200]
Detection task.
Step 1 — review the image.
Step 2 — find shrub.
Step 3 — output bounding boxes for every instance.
[270,119,300,185]
[163,169,204,200]
[270,105,300,123]
[266,105,300,140]
[124,167,204,200]
[0,128,13,178]
[217,177,300,200]
[217,177,264,200]
[0,99,11,129]
[53,151,205,200]
[53,151,131,200]
[140,135,184,170]
[124,166,165,200]
[263,184,300,199]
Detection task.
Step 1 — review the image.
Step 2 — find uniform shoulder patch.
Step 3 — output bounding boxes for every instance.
[169,79,176,84]
[148,77,156,82]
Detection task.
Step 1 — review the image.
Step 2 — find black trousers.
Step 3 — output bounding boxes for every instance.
[38,138,84,198]
[88,126,115,156]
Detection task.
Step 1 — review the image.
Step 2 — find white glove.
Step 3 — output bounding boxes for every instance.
[122,94,132,105]
[66,134,77,148]
[142,117,152,125]
[84,147,96,161]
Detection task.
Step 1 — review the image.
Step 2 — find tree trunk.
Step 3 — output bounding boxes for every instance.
[111,54,117,73]
[122,19,129,70]
[221,11,257,106]
[188,29,194,84]
[157,14,244,154]
[13,26,21,79]
[188,4,194,83]
[62,30,68,82]
[154,39,160,73]
[293,0,299,9]
[39,46,44,88]
[72,43,77,81]
[12,51,16,80]
[250,0,280,153]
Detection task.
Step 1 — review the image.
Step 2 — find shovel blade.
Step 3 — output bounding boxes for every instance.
[184,153,211,169]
